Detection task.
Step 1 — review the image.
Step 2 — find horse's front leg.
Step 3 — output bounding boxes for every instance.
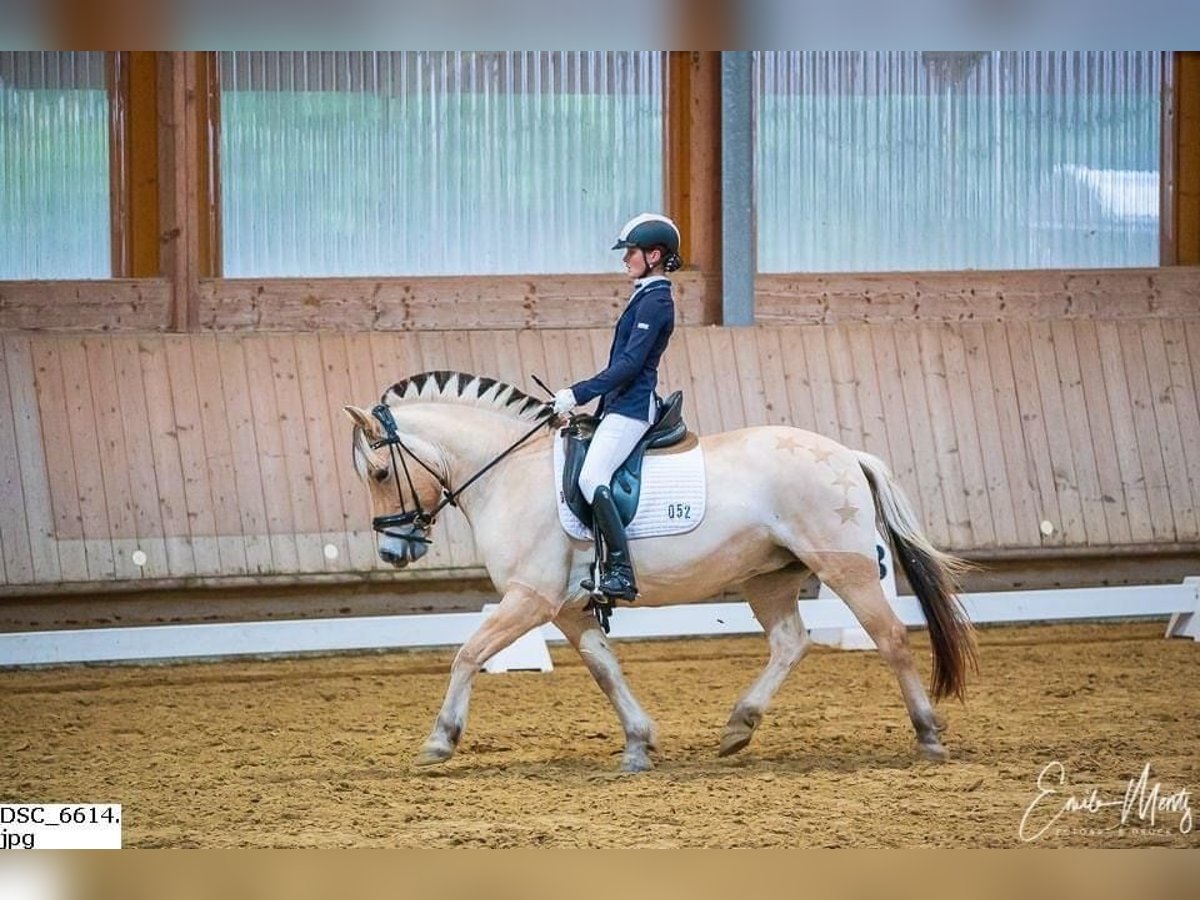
[553,603,658,773]
[416,583,556,767]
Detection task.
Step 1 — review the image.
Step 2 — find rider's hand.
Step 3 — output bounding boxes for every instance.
[552,388,577,416]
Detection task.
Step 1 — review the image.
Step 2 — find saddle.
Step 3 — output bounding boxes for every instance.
[561,390,693,528]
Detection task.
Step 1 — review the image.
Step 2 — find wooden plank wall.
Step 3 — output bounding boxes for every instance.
[2,321,1198,592]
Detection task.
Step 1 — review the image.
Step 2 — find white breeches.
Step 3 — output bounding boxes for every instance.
[578,412,652,504]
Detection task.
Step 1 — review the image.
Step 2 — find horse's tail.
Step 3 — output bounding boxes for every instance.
[855,451,977,701]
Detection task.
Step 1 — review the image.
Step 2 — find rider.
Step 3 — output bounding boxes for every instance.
[553,213,682,601]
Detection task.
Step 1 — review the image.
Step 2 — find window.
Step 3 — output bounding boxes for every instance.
[219,51,665,277]
[756,51,1164,272]
[0,51,111,279]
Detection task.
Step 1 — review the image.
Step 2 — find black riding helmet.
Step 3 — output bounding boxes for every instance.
[612,213,683,273]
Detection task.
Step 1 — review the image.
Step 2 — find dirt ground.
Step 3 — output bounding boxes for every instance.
[2,621,1197,848]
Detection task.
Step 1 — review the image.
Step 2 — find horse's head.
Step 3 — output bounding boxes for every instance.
[343,404,447,568]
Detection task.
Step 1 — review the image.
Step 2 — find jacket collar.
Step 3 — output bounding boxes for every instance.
[633,275,668,290]
[628,275,668,303]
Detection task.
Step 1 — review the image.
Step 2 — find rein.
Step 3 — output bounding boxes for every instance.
[367,402,553,543]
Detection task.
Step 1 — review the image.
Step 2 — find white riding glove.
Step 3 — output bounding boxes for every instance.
[552,388,577,416]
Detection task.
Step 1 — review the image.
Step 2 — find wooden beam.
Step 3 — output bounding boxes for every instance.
[755,268,1200,325]
[196,271,716,331]
[198,52,222,279]
[1161,52,1177,264]
[4,267,1192,334]
[0,281,171,332]
[666,52,722,321]
[109,52,161,278]
[1174,51,1200,265]
[157,52,220,332]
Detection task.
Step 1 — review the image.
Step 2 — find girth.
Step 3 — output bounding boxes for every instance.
[561,390,692,527]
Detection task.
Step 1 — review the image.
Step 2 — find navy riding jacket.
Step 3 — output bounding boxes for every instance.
[570,276,675,421]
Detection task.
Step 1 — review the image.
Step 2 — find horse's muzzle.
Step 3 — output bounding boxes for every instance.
[378,530,430,567]
[372,512,432,567]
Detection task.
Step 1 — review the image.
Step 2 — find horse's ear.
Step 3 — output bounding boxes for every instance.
[343,405,376,434]
[344,406,389,475]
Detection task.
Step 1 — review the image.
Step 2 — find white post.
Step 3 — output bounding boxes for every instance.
[1165,576,1200,641]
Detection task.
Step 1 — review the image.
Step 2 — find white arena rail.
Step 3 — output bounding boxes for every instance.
[0,579,1196,670]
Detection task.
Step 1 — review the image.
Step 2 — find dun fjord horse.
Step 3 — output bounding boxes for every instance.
[345,371,975,772]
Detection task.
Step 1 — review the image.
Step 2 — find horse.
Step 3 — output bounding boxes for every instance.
[344,370,976,773]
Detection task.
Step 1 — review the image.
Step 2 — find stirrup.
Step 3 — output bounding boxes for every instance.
[580,556,602,594]
[581,561,637,602]
[597,566,638,602]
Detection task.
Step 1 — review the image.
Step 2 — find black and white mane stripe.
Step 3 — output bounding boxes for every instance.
[380,371,553,423]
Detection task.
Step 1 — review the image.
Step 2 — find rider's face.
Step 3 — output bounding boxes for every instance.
[622,247,661,279]
[622,247,643,278]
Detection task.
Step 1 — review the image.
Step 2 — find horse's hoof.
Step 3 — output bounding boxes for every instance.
[414,743,454,767]
[917,740,950,762]
[718,727,754,758]
[621,754,654,773]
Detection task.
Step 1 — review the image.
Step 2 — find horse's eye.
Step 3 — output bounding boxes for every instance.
[372,468,389,483]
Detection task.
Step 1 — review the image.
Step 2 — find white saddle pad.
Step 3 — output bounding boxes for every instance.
[553,433,707,541]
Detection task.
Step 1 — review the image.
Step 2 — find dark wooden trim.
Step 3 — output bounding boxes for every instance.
[949,547,1200,595]
[198,51,222,280]
[1176,52,1200,265]
[666,52,722,272]
[108,52,161,279]
[158,52,189,330]
[666,51,722,324]
[1162,52,1179,265]
[0,567,488,600]
[665,52,692,255]
[4,546,1196,631]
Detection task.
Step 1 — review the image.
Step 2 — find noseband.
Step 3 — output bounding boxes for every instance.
[366,402,554,545]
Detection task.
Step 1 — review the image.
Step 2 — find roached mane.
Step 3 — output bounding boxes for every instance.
[380,371,554,423]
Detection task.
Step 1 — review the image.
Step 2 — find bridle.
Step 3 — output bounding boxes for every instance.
[365,402,554,544]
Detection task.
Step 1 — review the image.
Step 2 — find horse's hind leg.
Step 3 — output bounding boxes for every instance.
[810,551,947,760]
[553,603,658,773]
[416,584,555,767]
[719,570,812,757]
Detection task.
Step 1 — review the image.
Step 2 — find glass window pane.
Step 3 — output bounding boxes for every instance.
[0,51,111,279]
[219,51,664,277]
[756,51,1164,272]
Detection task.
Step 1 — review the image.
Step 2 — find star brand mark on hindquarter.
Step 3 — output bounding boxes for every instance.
[808,446,835,465]
[835,500,860,524]
[775,435,802,454]
[831,469,857,490]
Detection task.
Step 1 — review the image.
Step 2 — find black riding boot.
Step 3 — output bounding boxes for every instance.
[586,485,638,601]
